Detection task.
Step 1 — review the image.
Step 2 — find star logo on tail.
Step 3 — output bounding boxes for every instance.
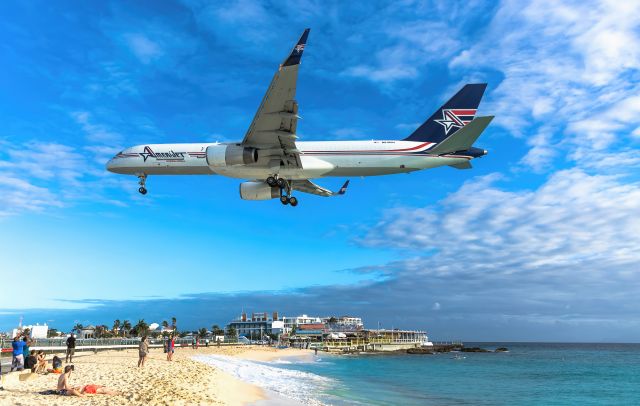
[435,109,477,135]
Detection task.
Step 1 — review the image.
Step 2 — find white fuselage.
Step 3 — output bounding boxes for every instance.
[106,140,474,180]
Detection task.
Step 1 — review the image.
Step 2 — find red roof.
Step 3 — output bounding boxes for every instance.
[298,323,325,330]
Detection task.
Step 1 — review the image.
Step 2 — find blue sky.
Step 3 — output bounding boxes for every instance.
[1,0,639,341]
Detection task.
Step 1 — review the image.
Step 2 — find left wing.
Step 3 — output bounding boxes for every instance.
[241,29,310,169]
[292,179,350,197]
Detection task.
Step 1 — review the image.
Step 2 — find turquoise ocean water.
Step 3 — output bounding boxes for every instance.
[273,343,640,405]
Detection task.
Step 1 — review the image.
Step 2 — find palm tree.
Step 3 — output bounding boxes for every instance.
[198,327,207,337]
[162,320,169,329]
[74,323,83,334]
[122,320,132,337]
[134,319,148,337]
[113,319,121,335]
[171,317,177,329]
[95,325,105,338]
[212,324,224,336]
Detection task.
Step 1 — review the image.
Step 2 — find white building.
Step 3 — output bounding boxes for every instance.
[282,315,323,334]
[11,324,49,339]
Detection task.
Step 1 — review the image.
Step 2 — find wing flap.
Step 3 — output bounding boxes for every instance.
[292,179,350,197]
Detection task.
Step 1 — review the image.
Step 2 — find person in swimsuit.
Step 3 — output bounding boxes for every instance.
[56,365,83,397]
[81,384,119,395]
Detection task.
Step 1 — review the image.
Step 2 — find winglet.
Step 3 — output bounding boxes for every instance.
[338,180,350,195]
[282,28,310,67]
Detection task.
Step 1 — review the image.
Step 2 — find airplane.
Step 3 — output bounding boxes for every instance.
[106,28,493,207]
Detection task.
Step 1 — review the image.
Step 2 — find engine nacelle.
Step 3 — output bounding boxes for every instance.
[206,144,258,167]
[239,182,280,200]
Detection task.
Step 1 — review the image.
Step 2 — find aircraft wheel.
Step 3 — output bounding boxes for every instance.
[266,176,277,187]
[276,178,287,189]
[139,187,147,195]
[280,196,289,205]
[289,196,298,207]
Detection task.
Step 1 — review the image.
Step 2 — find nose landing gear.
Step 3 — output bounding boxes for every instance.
[137,174,148,195]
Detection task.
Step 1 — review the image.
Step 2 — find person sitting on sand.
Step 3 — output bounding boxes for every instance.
[80,384,120,395]
[48,355,63,374]
[24,350,38,372]
[35,351,47,374]
[56,365,83,397]
[138,336,149,367]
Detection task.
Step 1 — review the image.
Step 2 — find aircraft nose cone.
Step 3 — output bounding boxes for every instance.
[106,158,115,172]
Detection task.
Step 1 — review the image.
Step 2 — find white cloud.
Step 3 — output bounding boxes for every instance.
[360,169,640,327]
[124,33,163,64]
[449,0,640,171]
[72,111,123,144]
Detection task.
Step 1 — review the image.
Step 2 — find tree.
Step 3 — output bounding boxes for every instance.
[162,320,169,329]
[171,317,177,328]
[22,328,31,337]
[122,320,132,337]
[328,317,337,324]
[47,328,59,338]
[74,323,83,334]
[227,326,237,338]
[95,325,105,338]
[290,326,297,337]
[212,325,224,336]
[113,319,121,335]
[134,319,148,337]
[198,327,207,337]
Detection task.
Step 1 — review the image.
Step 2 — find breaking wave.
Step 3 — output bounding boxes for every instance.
[193,354,332,405]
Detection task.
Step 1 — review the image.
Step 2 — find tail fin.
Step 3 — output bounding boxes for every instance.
[403,83,487,143]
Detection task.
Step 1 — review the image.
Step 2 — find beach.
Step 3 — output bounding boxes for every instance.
[0,345,311,405]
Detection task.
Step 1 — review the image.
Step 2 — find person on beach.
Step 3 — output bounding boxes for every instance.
[66,333,76,363]
[10,335,26,371]
[22,336,33,362]
[167,335,175,361]
[56,365,83,397]
[36,350,47,373]
[80,384,120,395]
[48,355,63,374]
[138,336,149,367]
[25,350,38,372]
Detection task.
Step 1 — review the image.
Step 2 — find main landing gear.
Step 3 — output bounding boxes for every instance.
[269,176,298,207]
[137,174,148,195]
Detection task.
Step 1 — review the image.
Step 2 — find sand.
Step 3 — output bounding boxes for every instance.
[0,345,311,405]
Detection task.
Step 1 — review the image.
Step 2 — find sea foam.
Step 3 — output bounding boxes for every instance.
[193,354,332,405]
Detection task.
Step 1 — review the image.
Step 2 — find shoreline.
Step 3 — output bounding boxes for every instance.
[0,345,312,405]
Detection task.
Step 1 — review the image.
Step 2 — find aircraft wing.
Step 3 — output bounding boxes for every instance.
[292,179,350,197]
[241,29,310,169]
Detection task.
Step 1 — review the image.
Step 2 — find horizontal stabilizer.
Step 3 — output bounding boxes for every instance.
[428,116,494,155]
[449,161,472,169]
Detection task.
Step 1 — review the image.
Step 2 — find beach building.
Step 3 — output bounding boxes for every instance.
[79,325,96,339]
[281,314,323,334]
[227,312,284,339]
[10,323,49,339]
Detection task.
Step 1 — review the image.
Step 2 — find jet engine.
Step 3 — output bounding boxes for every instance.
[239,182,280,200]
[206,144,259,167]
